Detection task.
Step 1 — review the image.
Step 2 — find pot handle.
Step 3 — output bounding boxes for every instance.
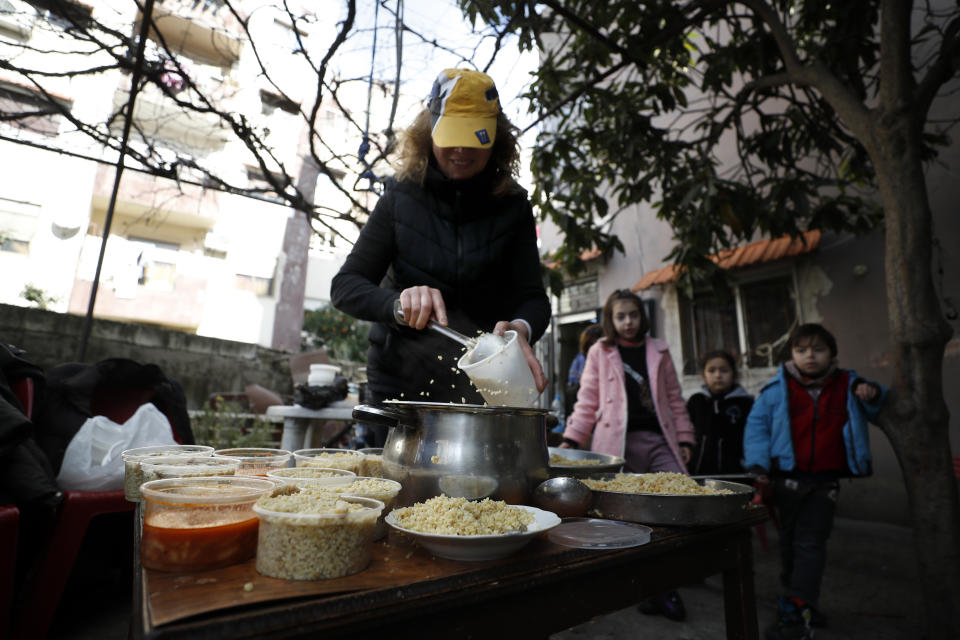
[352,404,404,428]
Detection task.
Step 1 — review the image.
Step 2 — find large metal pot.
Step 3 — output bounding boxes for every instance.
[352,402,550,507]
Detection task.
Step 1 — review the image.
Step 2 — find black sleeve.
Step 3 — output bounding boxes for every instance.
[506,199,551,344]
[330,189,401,324]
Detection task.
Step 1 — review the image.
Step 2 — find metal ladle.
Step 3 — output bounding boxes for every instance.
[393,300,505,360]
[533,476,593,518]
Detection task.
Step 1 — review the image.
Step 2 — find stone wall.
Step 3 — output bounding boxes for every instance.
[0,303,294,409]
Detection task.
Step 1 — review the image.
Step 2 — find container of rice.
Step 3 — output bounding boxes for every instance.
[253,488,383,580]
[293,448,364,473]
[122,445,214,502]
[321,477,401,539]
[358,448,384,477]
[213,448,291,476]
[140,455,240,482]
[266,467,356,489]
[583,472,755,526]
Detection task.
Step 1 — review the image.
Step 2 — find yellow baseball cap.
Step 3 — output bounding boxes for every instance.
[428,68,499,148]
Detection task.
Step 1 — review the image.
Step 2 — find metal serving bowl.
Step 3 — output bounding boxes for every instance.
[585,475,756,526]
[547,447,625,478]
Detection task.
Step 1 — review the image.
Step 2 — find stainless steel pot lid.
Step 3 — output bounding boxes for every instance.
[547,518,652,549]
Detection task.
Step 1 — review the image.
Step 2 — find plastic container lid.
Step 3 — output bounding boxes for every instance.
[140,476,276,505]
[547,518,652,549]
[253,494,384,524]
[122,444,214,461]
[140,455,241,480]
[267,467,356,489]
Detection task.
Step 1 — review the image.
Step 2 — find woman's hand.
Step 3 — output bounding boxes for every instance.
[679,443,693,465]
[493,320,547,392]
[398,286,447,330]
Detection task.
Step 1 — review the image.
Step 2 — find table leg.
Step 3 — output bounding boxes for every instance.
[280,417,307,453]
[722,528,760,640]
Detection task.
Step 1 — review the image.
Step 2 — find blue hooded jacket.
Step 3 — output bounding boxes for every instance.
[742,365,887,477]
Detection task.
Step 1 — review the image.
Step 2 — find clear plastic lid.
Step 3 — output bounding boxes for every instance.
[253,494,384,524]
[140,476,276,505]
[547,518,652,549]
[121,444,214,461]
[213,447,291,462]
[268,467,356,479]
[293,448,363,460]
[267,467,356,489]
[141,456,241,479]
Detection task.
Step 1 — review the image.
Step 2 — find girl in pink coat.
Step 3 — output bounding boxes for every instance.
[561,288,696,621]
[561,289,695,473]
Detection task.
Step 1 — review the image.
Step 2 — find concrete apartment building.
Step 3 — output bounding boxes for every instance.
[0,0,379,349]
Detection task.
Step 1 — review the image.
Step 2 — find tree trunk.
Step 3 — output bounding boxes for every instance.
[869,113,960,640]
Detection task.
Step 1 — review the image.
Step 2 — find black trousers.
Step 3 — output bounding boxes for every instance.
[773,476,839,608]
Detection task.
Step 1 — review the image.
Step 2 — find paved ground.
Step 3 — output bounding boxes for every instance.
[53,515,919,639]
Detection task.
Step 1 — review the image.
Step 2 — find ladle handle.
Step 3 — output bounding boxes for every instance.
[392,299,475,348]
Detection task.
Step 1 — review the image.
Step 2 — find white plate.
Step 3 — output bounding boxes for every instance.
[385,505,561,561]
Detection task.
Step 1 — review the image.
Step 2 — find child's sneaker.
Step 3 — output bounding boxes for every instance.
[765,596,814,640]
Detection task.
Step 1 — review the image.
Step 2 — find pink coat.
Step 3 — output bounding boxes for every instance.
[562,337,695,470]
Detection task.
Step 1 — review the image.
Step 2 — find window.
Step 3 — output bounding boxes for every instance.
[0,196,40,253]
[0,0,35,39]
[128,237,180,289]
[679,273,798,374]
[0,83,70,138]
[234,274,273,296]
[245,167,288,204]
[558,278,599,315]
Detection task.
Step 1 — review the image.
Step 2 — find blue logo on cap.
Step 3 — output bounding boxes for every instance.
[475,129,490,144]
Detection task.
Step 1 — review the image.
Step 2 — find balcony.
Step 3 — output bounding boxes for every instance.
[142,0,244,68]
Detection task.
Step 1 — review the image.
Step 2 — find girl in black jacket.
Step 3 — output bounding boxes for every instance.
[331,69,551,443]
[686,350,754,476]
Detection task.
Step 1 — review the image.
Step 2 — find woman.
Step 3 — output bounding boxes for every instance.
[331,68,551,444]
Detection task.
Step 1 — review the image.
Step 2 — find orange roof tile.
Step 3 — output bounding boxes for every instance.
[632,230,821,291]
[544,246,605,270]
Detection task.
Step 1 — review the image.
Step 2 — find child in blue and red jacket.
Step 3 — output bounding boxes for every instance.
[744,323,886,640]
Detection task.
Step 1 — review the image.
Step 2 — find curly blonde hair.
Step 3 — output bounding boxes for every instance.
[394,109,522,197]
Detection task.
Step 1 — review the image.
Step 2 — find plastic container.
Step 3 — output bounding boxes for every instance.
[358,447,384,477]
[457,330,539,407]
[140,476,275,572]
[293,448,364,474]
[122,445,214,502]
[254,494,383,580]
[214,448,291,476]
[140,456,240,482]
[267,467,356,489]
[307,364,341,386]
[324,476,401,540]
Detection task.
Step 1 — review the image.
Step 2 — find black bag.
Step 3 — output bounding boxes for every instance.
[32,358,194,474]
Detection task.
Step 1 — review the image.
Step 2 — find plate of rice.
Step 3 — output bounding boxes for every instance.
[385,495,560,561]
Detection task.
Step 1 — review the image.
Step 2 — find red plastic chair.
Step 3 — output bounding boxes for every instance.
[13,387,160,640]
[0,504,19,638]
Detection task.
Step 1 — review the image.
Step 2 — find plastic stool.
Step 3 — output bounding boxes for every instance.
[13,491,133,640]
[0,505,19,638]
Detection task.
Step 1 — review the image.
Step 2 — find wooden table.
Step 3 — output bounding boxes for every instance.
[133,508,766,640]
[264,401,356,451]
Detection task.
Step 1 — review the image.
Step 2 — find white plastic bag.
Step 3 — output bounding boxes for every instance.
[56,402,178,491]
